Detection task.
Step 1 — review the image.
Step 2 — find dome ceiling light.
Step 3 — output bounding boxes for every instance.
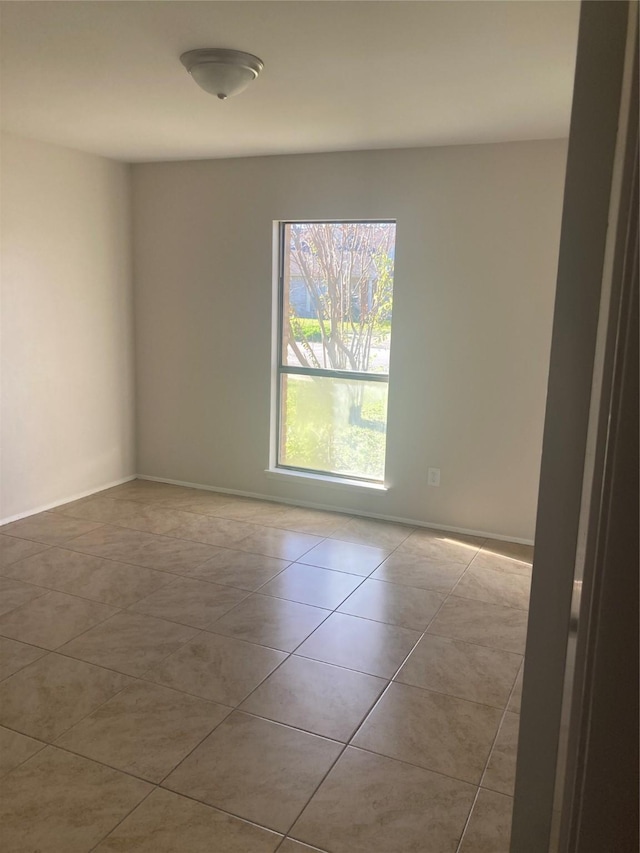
[180,48,264,100]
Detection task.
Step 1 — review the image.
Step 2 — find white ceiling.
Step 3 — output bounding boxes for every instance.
[0,1,580,163]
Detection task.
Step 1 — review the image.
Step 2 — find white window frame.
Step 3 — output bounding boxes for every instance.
[268,219,394,488]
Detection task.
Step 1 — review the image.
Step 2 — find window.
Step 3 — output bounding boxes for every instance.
[275,220,396,483]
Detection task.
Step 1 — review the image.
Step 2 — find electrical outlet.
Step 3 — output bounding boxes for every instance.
[427,467,441,487]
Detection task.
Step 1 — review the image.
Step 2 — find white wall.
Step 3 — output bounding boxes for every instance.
[132,141,567,541]
[1,134,135,520]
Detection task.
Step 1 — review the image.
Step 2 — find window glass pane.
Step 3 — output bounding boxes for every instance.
[282,222,395,375]
[279,374,388,481]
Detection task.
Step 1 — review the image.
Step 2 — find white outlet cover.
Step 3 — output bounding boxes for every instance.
[428,467,441,486]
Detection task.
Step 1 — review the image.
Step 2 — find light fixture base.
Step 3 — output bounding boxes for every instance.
[180,48,264,99]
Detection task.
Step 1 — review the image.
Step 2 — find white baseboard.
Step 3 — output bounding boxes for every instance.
[137,473,535,546]
[0,468,534,545]
[0,474,137,527]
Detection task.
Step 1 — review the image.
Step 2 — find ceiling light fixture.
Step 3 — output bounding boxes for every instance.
[180,48,264,100]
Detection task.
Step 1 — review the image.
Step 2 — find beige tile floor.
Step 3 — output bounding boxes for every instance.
[0,479,531,852]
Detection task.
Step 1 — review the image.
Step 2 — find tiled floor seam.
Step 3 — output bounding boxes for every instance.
[0,658,45,684]
[278,835,332,853]
[0,589,121,648]
[36,681,237,781]
[344,554,470,738]
[143,577,369,781]
[132,568,359,695]
[346,742,482,795]
[50,675,151,751]
[86,783,158,853]
[62,512,336,562]
[478,670,522,791]
[3,728,306,847]
[0,573,133,616]
[389,678,522,714]
[344,612,431,748]
[0,732,46,779]
[396,538,526,657]
[139,781,289,845]
[58,496,355,541]
[75,754,341,849]
[291,566,441,673]
[195,600,335,653]
[1,533,501,692]
[465,546,532,575]
[251,566,370,597]
[52,620,206,684]
[421,628,526,655]
[12,513,468,608]
[60,500,418,571]
[333,544,515,793]
[286,605,467,847]
[449,591,529,612]
[12,489,527,553]
[0,540,54,566]
[4,685,233,796]
[2,726,158,788]
[76,489,370,538]
[448,557,531,613]
[477,711,514,792]
[3,541,220,587]
[453,785,484,853]
[49,671,236,766]
[0,565,180,609]
[0,578,51,612]
[254,577,367,611]
[451,652,523,851]
[2,542,344,624]
[149,649,301,785]
[58,529,282,571]
[176,535,423,839]
[2,496,529,852]
[57,533,268,576]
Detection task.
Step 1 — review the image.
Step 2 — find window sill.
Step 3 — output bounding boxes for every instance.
[264,468,389,494]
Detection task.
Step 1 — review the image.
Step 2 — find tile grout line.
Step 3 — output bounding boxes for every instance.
[302,545,482,853]
[0,733,47,780]
[0,533,230,603]
[86,785,158,853]
[0,618,239,762]
[448,548,532,612]
[285,550,457,846]
[1,528,525,684]
[357,532,522,738]
[0,691,501,833]
[454,649,524,852]
[207,535,419,843]
[290,539,499,848]
[14,497,351,543]
[53,487,391,542]
[386,676,522,714]
[59,507,343,559]
[5,508,527,615]
[0,526,487,707]
[146,552,388,802]
[86,479,525,547]
[118,780,290,847]
[0,593,126,655]
[479,670,522,792]
[454,785,483,853]
[1,493,530,851]
[0,519,331,623]
[15,480,534,550]
[33,487,416,565]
